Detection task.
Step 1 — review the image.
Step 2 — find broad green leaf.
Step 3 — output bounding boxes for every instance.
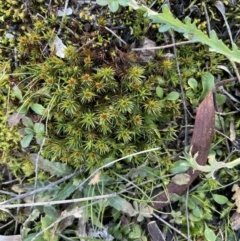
[109,0,119,12]
[170,160,190,174]
[216,93,226,106]
[30,103,45,115]
[96,0,110,5]
[171,173,190,185]
[204,224,216,241]
[22,116,34,127]
[188,77,198,90]
[34,123,45,133]
[156,86,163,98]
[12,85,23,101]
[212,194,228,205]
[108,195,137,216]
[29,154,73,177]
[166,91,180,100]
[199,72,214,101]
[21,134,34,148]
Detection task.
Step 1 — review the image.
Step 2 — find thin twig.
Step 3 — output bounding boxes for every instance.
[77,147,160,190]
[153,213,192,240]
[0,193,117,209]
[202,2,211,36]
[57,0,70,35]
[227,57,240,84]
[104,26,127,45]
[31,138,46,210]
[0,169,85,205]
[131,40,197,51]
[185,188,191,241]
[30,200,101,241]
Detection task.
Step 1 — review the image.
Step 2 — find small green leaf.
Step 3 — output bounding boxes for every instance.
[21,134,34,148]
[97,0,110,6]
[12,85,23,101]
[170,160,190,174]
[118,0,128,6]
[108,195,137,216]
[18,104,29,114]
[212,194,228,205]
[166,91,180,100]
[156,86,163,98]
[199,72,214,101]
[44,206,59,220]
[204,224,216,241]
[23,233,44,241]
[30,103,45,115]
[109,0,119,12]
[129,225,141,239]
[22,209,40,238]
[22,116,34,127]
[53,182,76,201]
[36,136,44,145]
[34,123,45,133]
[29,154,74,177]
[216,93,226,106]
[192,205,201,218]
[188,77,198,90]
[25,127,34,135]
[96,0,110,5]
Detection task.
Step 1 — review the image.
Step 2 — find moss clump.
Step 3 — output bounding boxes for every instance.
[0,62,22,163]
[15,47,180,172]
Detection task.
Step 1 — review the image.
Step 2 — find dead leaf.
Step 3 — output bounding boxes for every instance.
[8,113,24,127]
[153,91,215,209]
[231,211,240,230]
[0,235,21,241]
[232,184,240,213]
[89,171,101,185]
[171,174,191,185]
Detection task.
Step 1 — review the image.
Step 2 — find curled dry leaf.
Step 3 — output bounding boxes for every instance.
[232,184,240,213]
[153,91,215,209]
[231,212,240,230]
[89,171,101,185]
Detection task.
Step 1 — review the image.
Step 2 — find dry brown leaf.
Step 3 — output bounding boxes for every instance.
[232,184,240,213]
[89,171,101,185]
[0,235,21,241]
[231,212,240,230]
[153,91,215,209]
